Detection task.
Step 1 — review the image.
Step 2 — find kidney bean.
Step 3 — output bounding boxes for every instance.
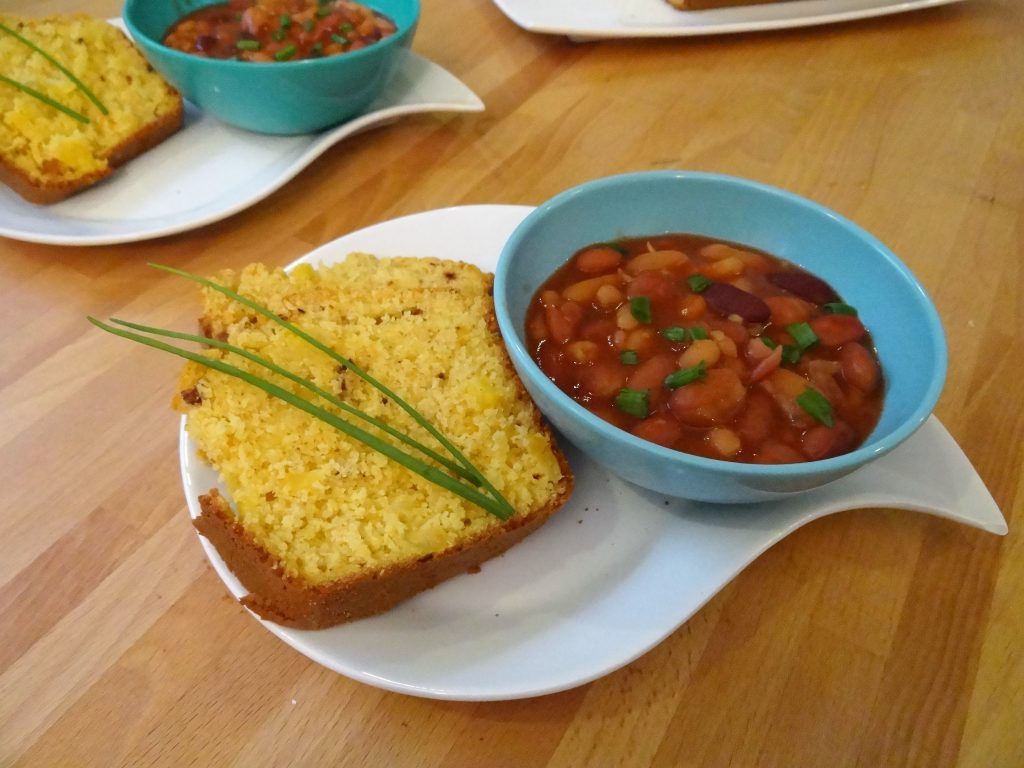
[764,295,814,327]
[839,342,881,392]
[767,271,838,304]
[809,314,866,347]
[668,368,747,427]
[703,282,771,323]
[575,246,623,274]
[632,416,682,448]
[801,421,858,460]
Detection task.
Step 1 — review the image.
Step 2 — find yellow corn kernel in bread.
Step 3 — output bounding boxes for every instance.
[0,14,183,203]
[175,255,572,626]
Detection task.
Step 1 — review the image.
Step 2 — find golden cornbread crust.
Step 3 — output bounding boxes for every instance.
[0,15,183,204]
[178,256,574,628]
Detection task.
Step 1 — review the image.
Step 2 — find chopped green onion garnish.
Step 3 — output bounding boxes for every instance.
[760,336,777,349]
[340,22,355,32]
[0,22,108,115]
[796,387,834,427]
[787,322,818,350]
[274,44,297,61]
[630,296,652,324]
[664,361,707,390]
[0,73,89,123]
[660,327,688,343]
[236,39,261,51]
[316,5,332,17]
[620,350,640,365]
[823,302,858,316]
[272,29,286,41]
[331,33,349,46]
[687,274,712,293]
[310,41,324,56]
[107,318,479,487]
[615,388,649,419]
[782,345,802,365]
[688,326,709,341]
[280,13,292,28]
[303,19,316,32]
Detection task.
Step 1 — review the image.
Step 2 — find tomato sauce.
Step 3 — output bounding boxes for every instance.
[163,0,396,62]
[525,234,885,464]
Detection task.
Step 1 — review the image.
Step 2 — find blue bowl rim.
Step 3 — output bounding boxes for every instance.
[122,0,420,71]
[494,169,949,480]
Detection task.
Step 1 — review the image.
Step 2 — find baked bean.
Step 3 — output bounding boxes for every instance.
[765,295,814,326]
[563,274,621,304]
[624,249,689,275]
[677,339,721,370]
[809,314,866,347]
[576,245,624,274]
[632,416,682,448]
[839,342,881,392]
[669,368,747,427]
[527,233,884,464]
[545,302,583,344]
[801,421,858,460]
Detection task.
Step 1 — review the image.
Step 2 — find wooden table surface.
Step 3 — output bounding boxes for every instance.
[2,0,1021,765]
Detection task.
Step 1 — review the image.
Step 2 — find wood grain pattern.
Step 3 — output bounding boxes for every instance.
[1,0,1021,766]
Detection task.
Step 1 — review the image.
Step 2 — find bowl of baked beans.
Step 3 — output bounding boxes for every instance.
[494,171,947,503]
[124,0,419,134]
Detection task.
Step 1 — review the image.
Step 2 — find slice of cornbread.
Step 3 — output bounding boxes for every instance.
[0,15,183,204]
[175,255,574,628]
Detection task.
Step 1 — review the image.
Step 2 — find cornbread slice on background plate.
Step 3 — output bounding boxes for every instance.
[175,255,573,629]
[0,14,182,203]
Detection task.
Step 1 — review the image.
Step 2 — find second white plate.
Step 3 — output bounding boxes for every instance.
[0,50,482,247]
[491,0,966,39]
[179,204,1005,701]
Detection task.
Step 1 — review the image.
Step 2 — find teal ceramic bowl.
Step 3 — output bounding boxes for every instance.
[123,0,419,134]
[494,171,948,503]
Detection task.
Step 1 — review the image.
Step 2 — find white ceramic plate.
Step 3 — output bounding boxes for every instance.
[0,43,482,247]
[179,205,1005,701]
[491,0,966,39]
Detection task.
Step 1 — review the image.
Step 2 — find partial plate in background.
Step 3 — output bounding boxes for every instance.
[180,205,1005,701]
[0,52,482,247]
[491,0,966,39]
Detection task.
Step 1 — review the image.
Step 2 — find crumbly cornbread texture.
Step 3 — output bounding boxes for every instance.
[176,255,572,626]
[0,15,182,203]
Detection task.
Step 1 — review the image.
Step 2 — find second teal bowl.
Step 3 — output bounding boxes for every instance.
[123,0,420,135]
